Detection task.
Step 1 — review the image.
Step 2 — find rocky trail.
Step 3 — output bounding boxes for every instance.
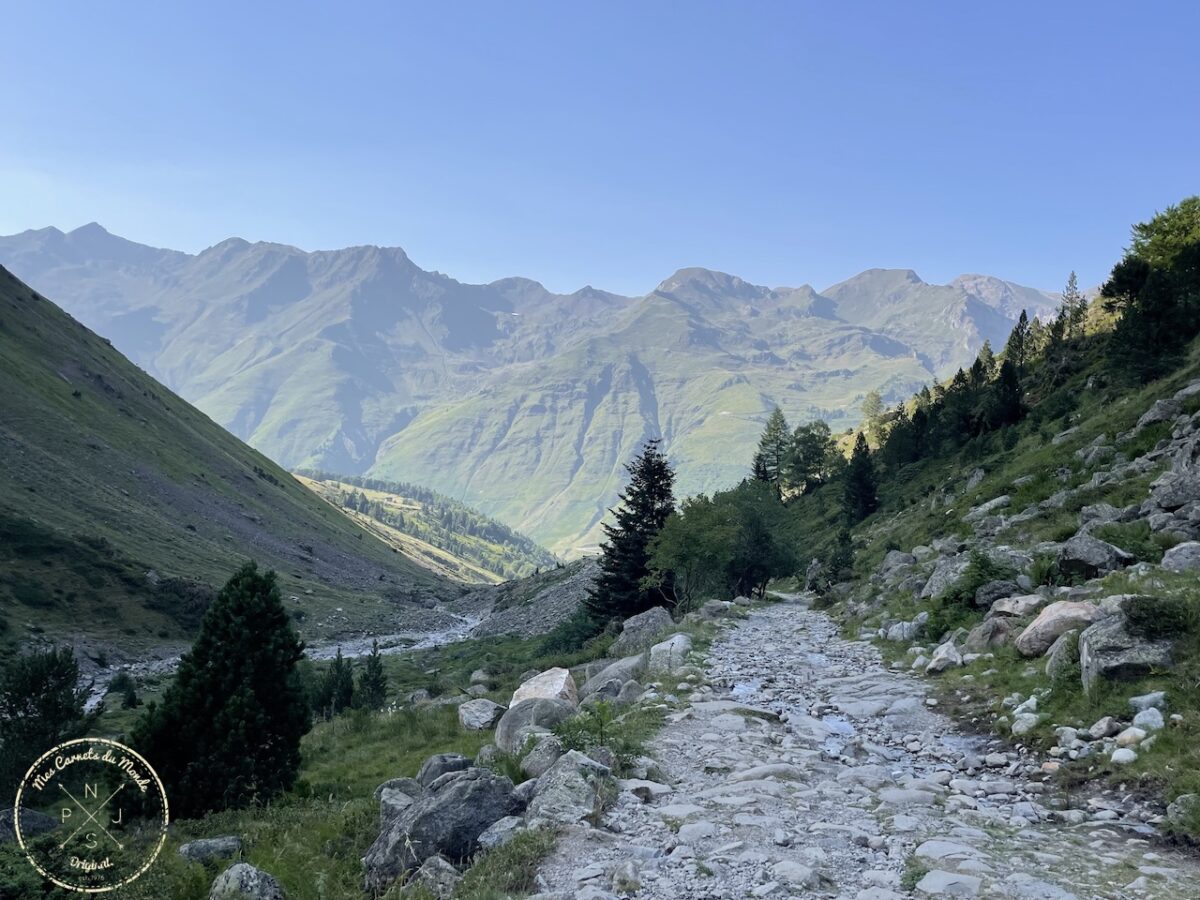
[534,596,1200,899]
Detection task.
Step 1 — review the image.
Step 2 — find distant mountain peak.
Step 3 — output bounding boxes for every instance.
[655,267,766,302]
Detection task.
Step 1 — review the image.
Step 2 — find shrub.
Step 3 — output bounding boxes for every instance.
[0,646,89,795]
[1092,521,1179,564]
[1124,595,1200,641]
[938,551,1016,607]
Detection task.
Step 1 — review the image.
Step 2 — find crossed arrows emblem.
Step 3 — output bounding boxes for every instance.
[58,783,126,851]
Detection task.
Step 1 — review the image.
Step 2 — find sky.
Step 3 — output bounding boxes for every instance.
[1,2,1197,296]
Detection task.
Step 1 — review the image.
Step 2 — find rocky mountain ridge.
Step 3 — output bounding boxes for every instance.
[0,224,1060,555]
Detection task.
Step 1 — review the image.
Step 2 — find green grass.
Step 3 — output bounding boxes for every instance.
[1091,521,1180,564]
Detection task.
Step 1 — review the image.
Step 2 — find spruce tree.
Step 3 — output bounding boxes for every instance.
[357,641,388,711]
[0,647,89,796]
[861,391,884,445]
[1062,271,1087,338]
[754,407,791,491]
[585,439,676,622]
[1004,310,1030,374]
[319,648,355,716]
[132,562,310,818]
[842,433,878,523]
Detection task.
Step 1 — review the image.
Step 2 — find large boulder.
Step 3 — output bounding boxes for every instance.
[973,580,1020,610]
[362,768,519,893]
[987,594,1047,618]
[375,777,425,823]
[648,633,693,674]
[580,654,647,699]
[495,698,576,754]
[964,495,1011,523]
[1044,630,1080,680]
[416,753,473,787]
[520,734,565,779]
[880,550,916,575]
[1162,541,1200,573]
[1015,601,1107,657]
[1151,433,1200,510]
[409,855,460,899]
[699,600,735,620]
[607,607,674,657]
[1137,398,1182,429]
[457,699,506,731]
[209,863,285,900]
[1079,610,1174,694]
[1056,535,1135,579]
[920,555,970,599]
[180,836,243,864]
[925,641,962,674]
[963,617,1015,652]
[526,750,613,825]
[511,667,577,706]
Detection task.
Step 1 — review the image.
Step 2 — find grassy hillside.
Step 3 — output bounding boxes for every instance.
[0,266,451,664]
[295,472,558,583]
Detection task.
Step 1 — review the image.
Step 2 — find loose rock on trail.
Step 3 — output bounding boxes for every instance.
[534,594,1198,899]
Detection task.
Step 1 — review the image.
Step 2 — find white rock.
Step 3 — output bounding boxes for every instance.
[511,667,578,706]
[1111,748,1138,765]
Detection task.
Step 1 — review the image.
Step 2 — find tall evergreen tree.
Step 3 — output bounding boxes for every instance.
[861,390,884,445]
[786,420,837,493]
[585,439,676,621]
[1004,310,1030,373]
[1061,271,1088,338]
[0,647,89,796]
[753,407,791,491]
[133,562,310,818]
[977,340,997,378]
[357,641,388,711]
[318,648,355,716]
[842,433,878,523]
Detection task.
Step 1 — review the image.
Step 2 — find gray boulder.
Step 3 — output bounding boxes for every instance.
[648,633,692,674]
[457,699,506,731]
[963,617,1015,652]
[616,680,643,705]
[1057,534,1135,579]
[209,863,285,900]
[580,654,647,699]
[699,600,735,620]
[1137,398,1182,429]
[880,550,916,575]
[1151,433,1200,510]
[180,836,243,864]
[526,750,613,826]
[1079,609,1174,694]
[375,777,425,823]
[964,495,1010,523]
[495,698,576,753]
[477,815,528,851]
[1014,601,1106,657]
[1166,794,1200,832]
[921,555,970,599]
[409,854,460,899]
[362,768,519,893]
[973,579,1019,609]
[1044,630,1079,681]
[1162,541,1200,573]
[417,753,473,787]
[520,734,565,779]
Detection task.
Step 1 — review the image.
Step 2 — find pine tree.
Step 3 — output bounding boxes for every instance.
[357,640,388,711]
[132,562,310,818]
[861,390,884,445]
[977,340,997,378]
[318,648,355,716]
[1004,310,1030,373]
[585,439,676,622]
[1061,271,1087,338]
[842,433,878,523]
[0,647,89,795]
[753,407,791,490]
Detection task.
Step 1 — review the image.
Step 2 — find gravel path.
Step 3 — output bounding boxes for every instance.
[534,595,1198,899]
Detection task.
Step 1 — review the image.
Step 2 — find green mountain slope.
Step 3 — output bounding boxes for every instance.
[0,265,452,662]
[0,225,1060,554]
[294,472,558,583]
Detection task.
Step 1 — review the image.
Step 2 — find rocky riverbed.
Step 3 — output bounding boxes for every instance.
[533,595,1199,899]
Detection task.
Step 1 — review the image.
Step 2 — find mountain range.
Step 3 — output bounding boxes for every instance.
[0,264,457,662]
[0,225,1059,554]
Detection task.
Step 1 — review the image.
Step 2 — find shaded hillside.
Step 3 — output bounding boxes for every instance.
[0,225,1058,554]
[295,472,557,583]
[0,266,453,662]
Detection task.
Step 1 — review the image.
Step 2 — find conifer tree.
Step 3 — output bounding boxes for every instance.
[842,432,878,523]
[357,640,388,711]
[133,562,310,818]
[1061,271,1088,338]
[861,391,884,445]
[0,647,89,796]
[318,648,355,716]
[977,340,996,378]
[585,439,676,622]
[1004,310,1030,374]
[753,407,791,491]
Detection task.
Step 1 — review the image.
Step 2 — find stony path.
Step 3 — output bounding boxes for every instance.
[534,596,1199,899]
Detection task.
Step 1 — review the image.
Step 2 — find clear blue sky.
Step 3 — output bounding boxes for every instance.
[2,2,1196,295]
